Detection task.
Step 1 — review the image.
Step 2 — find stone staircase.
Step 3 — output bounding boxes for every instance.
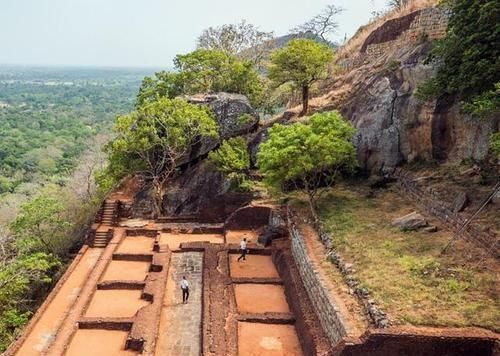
[93,231,110,248]
[101,200,117,225]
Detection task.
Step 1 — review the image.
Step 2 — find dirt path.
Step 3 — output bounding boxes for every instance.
[155,252,203,356]
[15,248,102,356]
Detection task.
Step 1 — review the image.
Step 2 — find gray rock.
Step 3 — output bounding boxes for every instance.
[423,225,438,233]
[257,225,288,247]
[491,189,500,205]
[392,211,428,230]
[131,161,252,220]
[452,191,469,213]
[335,43,497,173]
[187,92,258,136]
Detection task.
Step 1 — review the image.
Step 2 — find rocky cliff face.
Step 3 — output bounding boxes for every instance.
[267,6,499,174]
[131,92,258,218]
[340,42,498,174]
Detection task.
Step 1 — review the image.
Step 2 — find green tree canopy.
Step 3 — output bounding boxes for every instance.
[137,49,264,107]
[208,137,251,191]
[422,0,499,109]
[10,195,72,256]
[268,38,333,115]
[106,98,219,215]
[257,111,357,220]
[0,252,60,351]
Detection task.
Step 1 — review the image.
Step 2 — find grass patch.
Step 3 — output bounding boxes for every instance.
[313,183,499,330]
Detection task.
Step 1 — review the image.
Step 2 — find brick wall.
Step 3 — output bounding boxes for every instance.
[365,8,448,58]
[287,215,349,345]
[395,169,499,256]
[339,7,449,70]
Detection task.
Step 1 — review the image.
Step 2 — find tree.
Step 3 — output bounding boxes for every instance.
[137,50,264,107]
[10,195,72,256]
[268,39,334,116]
[0,252,59,351]
[136,72,182,108]
[257,111,357,221]
[419,0,500,115]
[106,98,219,216]
[291,4,343,43]
[208,137,251,191]
[197,20,275,68]
[387,0,410,9]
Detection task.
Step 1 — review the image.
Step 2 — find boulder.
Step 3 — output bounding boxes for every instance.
[161,161,252,222]
[491,189,500,205]
[186,93,259,139]
[392,211,428,231]
[423,225,438,233]
[174,92,259,167]
[258,225,288,247]
[452,191,469,213]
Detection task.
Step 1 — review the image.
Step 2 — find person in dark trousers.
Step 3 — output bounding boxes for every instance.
[180,276,189,304]
[237,237,248,262]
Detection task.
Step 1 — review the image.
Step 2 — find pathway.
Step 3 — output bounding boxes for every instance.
[155,251,203,356]
[14,248,102,356]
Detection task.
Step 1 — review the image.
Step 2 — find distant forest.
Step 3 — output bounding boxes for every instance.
[0,67,152,195]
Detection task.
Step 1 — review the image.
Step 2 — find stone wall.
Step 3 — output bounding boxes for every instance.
[287,215,349,346]
[340,7,449,70]
[395,169,499,256]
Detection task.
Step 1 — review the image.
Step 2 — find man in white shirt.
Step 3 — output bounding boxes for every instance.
[180,276,189,304]
[237,238,248,262]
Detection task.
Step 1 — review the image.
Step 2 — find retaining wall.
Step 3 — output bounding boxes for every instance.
[287,216,349,346]
[395,169,499,256]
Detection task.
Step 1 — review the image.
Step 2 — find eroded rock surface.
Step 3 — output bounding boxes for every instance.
[183,92,259,164]
[392,211,428,231]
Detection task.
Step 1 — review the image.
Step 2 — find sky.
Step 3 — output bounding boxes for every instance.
[0,0,387,68]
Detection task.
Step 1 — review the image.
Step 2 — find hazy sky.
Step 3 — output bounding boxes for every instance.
[0,0,387,68]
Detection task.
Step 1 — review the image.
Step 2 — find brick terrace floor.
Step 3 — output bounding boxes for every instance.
[155,252,203,356]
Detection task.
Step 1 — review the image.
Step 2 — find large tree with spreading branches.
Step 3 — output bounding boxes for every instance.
[106,98,219,216]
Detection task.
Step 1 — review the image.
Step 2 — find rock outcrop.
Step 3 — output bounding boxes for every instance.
[132,92,258,218]
[258,6,498,175]
[341,42,498,174]
[391,211,428,231]
[162,161,252,221]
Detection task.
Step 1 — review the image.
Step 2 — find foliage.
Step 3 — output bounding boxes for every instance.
[237,113,254,125]
[0,67,144,352]
[290,4,343,43]
[420,0,500,116]
[385,59,401,72]
[490,132,500,158]
[106,98,219,215]
[0,252,60,351]
[0,68,143,195]
[460,82,500,118]
[9,194,72,257]
[197,20,274,68]
[209,137,251,191]
[137,50,264,107]
[257,111,357,219]
[268,39,334,115]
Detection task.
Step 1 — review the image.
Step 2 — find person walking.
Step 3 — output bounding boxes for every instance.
[180,276,189,304]
[237,237,248,262]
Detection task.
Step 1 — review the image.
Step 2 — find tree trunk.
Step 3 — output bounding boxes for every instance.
[307,192,319,227]
[301,85,309,116]
[152,179,163,219]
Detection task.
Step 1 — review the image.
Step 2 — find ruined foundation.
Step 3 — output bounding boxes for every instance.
[5,198,499,356]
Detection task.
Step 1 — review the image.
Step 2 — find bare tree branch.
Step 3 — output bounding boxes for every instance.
[291,4,344,43]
